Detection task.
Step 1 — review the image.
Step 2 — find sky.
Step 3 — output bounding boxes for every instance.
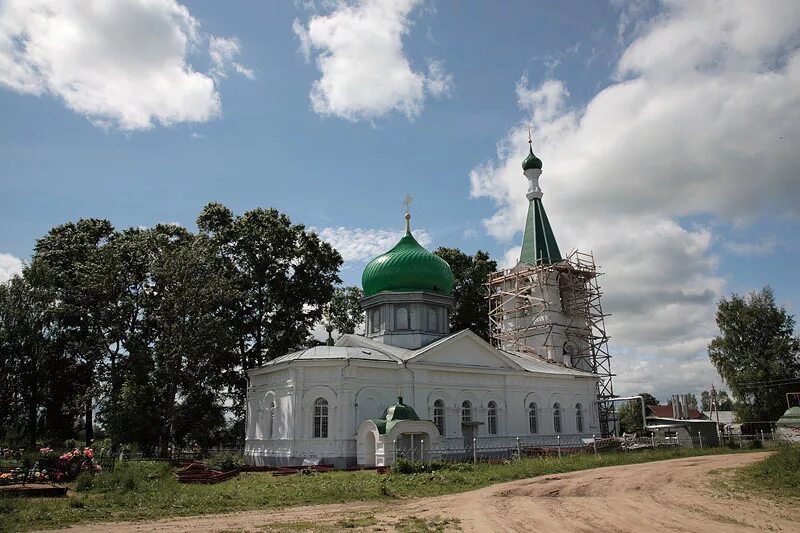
[1,0,799,402]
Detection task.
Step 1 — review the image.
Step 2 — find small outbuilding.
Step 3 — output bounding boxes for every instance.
[775,406,800,444]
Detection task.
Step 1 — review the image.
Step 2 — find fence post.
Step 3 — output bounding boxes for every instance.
[473,437,477,464]
[698,431,703,449]
[420,439,424,463]
[592,434,597,455]
[760,430,764,444]
[676,433,680,447]
[516,437,521,461]
[557,435,561,458]
[689,432,694,450]
[650,432,655,449]
[393,439,397,465]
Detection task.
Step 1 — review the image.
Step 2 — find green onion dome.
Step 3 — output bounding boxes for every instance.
[522,145,543,171]
[381,397,420,422]
[361,215,454,297]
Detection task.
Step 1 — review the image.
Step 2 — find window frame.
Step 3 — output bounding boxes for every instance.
[396,306,410,330]
[575,403,584,433]
[461,400,472,423]
[433,399,445,435]
[528,402,538,434]
[487,401,498,435]
[553,402,562,434]
[313,397,329,438]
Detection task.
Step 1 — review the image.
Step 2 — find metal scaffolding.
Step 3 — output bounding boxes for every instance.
[487,250,617,436]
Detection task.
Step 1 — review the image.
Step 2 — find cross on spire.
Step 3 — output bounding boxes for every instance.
[403,194,413,234]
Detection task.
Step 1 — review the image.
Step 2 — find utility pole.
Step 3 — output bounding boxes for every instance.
[711,384,721,440]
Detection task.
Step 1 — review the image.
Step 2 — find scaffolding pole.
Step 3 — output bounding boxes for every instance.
[487,250,617,436]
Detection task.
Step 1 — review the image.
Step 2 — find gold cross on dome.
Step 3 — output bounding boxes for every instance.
[528,124,533,144]
[403,194,413,214]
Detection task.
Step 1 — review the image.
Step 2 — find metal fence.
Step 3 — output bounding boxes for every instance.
[388,431,782,466]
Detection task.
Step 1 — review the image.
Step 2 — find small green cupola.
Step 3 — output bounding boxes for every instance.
[369,396,421,435]
[522,145,543,171]
[361,212,454,297]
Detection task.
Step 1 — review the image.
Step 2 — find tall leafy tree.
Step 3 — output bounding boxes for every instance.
[146,225,237,453]
[433,248,497,341]
[197,203,342,417]
[708,287,800,429]
[32,219,115,445]
[328,286,364,336]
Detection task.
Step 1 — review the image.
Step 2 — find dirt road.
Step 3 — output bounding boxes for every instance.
[45,452,797,532]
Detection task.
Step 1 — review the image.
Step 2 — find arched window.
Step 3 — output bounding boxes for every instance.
[528,402,538,434]
[461,400,472,423]
[428,306,439,332]
[313,398,328,438]
[576,403,584,433]
[396,306,409,330]
[371,309,380,333]
[487,401,498,435]
[433,400,445,435]
[553,402,562,434]
[267,401,276,439]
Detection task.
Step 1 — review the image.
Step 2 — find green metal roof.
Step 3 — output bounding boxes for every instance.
[369,397,421,434]
[361,227,454,297]
[777,406,800,427]
[520,197,562,265]
[522,145,543,171]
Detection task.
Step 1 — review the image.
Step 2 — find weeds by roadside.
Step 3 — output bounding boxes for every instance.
[0,446,760,532]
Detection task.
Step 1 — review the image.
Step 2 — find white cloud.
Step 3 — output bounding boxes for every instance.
[293,0,451,121]
[470,1,800,399]
[723,237,778,256]
[209,36,255,81]
[0,253,23,283]
[316,226,432,262]
[0,0,251,130]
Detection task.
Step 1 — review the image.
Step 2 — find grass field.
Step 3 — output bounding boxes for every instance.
[0,447,760,532]
[733,444,800,498]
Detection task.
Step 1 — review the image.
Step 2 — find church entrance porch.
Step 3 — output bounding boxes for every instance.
[356,419,441,467]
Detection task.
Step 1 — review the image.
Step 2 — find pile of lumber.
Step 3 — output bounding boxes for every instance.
[174,462,238,484]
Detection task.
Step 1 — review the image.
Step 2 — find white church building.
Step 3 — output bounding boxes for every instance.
[245,139,605,467]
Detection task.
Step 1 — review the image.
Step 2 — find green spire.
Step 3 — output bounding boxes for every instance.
[519,131,561,265]
[520,198,561,264]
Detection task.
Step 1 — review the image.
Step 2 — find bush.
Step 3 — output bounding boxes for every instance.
[749,439,764,449]
[393,458,475,474]
[394,458,424,474]
[75,471,94,492]
[207,451,243,472]
[92,461,170,493]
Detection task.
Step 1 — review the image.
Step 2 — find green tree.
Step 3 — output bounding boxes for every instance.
[617,392,657,435]
[328,286,364,336]
[31,219,115,445]
[708,287,800,429]
[701,389,734,411]
[146,225,237,453]
[717,391,734,410]
[198,203,342,419]
[433,248,497,341]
